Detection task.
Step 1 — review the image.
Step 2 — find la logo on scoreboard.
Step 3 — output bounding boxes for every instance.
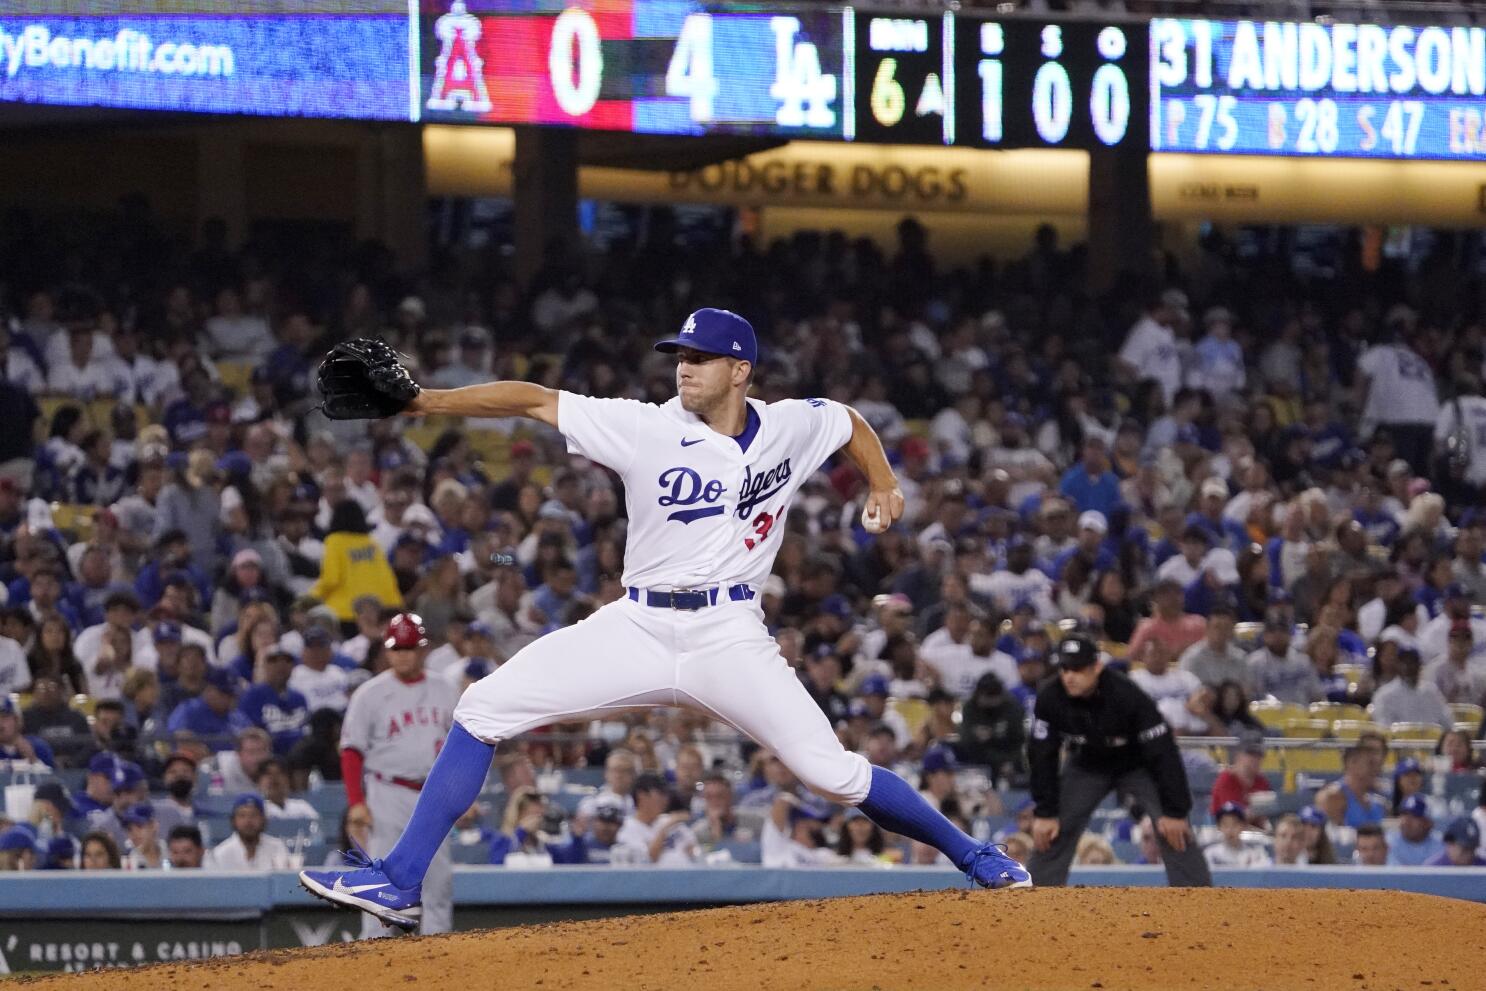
[427,0,492,113]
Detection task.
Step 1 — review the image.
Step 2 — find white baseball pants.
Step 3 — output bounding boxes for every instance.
[454,595,872,805]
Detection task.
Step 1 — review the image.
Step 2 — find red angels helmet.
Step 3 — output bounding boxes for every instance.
[383,613,429,650]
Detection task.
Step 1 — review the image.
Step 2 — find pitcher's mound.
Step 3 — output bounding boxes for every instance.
[28,887,1486,990]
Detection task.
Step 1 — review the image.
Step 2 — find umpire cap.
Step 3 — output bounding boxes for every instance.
[384,613,429,650]
[1053,634,1099,671]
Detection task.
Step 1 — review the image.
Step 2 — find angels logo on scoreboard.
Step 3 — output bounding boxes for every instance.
[427,0,492,113]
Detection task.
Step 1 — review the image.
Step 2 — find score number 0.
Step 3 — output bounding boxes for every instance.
[548,10,834,127]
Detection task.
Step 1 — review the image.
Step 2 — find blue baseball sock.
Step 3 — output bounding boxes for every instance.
[381,722,494,889]
[857,766,979,868]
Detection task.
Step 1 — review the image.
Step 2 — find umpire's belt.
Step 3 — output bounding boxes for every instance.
[627,585,756,610]
[370,771,424,792]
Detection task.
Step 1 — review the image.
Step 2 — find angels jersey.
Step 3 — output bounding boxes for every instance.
[340,670,458,780]
[558,392,853,590]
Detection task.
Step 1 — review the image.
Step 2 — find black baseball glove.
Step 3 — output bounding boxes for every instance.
[316,338,422,420]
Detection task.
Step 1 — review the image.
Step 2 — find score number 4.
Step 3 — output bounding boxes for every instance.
[665,13,836,128]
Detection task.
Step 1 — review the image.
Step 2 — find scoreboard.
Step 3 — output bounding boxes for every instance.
[1151,19,1486,158]
[417,1,1150,151]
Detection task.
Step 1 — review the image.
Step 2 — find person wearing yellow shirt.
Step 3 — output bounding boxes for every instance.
[311,500,402,631]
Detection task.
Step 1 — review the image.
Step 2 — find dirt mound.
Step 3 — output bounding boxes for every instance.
[27,887,1485,990]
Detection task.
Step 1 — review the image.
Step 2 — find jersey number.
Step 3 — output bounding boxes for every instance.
[743,510,775,551]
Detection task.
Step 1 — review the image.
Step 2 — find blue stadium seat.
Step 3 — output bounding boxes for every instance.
[717,839,761,864]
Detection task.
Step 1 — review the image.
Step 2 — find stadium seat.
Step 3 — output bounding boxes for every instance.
[49,503,97,541]
[1251,700,1307,730]
[266,817,320,841]
[1232,622,1263,651]
[1281,718,1330,739]
[1329,720,1386,741]
[216,362,254,395]
[1332,665,1370,692]
[718,839,762,864]
[1308,701,1366,723]
[1448,703,1482,728]
[451,840,493,865]
[1388,722,1444,744]
[890,697,930,737]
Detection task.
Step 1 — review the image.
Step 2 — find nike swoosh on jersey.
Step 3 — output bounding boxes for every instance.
[333,878,389,895]
[680,438,705,447]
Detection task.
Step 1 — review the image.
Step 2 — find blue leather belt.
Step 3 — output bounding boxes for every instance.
[627,585,756,610]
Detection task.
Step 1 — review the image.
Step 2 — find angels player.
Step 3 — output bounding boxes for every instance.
[301,309,1030,929]
[334,613,457,935]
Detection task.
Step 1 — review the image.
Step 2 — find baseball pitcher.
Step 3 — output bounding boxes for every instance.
[301,310,1030,929]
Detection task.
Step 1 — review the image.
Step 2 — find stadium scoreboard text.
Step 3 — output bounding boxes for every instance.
[1151,19,1486,158]
[0,2,1483,160]
[419,1,1149,152]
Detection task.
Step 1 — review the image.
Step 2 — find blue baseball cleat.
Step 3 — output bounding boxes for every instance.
[300,848,422,931]
[960,843,1034,890]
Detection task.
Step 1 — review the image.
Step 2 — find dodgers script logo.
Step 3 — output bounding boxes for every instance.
[736,458,791,520]
[658,467,726,524]
[426,0,493,113]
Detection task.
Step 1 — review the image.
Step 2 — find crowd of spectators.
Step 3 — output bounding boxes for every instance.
[0,197,1483,873]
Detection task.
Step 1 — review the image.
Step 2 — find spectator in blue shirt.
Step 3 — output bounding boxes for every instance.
[1058,436,1121,517]
[1052,510,1117,580]
[530,559,580,633]
[166,666,251,751]
[72,751,126,817]
[1385,795,1445,866]
[134,531,212,612]
[238,647,310,756]
[1186,477,1249,554]
[1423,818,1486,866]
[0,695,54,767]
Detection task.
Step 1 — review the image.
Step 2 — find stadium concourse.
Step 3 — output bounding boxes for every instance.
[0,199,1484,887]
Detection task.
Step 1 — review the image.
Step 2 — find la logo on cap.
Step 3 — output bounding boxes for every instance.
[682,315,697,334]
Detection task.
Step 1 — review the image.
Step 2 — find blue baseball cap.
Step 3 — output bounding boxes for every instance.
[859,674,889,697]
[204,667,238,694]
[232,792,266,815]
[1443,817,1480,847]
[302,626,333,647]
[1298,805,1327,827]
[120,802,155,827]
[87,752,126,786]
[0,826,37,853]
[921,744,959,774]
[653,308,758,366]
[153,621,182,643]
[1214,801,1247,821]
[1393,757,1423,779]
[117,762,146,791]
[1398,794,1430,819]
[42,835,77,869]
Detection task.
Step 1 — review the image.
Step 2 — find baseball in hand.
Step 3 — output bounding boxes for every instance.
[862,504,886,533]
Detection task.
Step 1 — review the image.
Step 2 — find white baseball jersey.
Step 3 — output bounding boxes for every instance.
[340,670,458,779]
[1434,396,1486,486]
[288,663,350,713]
[453,389,876,813]
[558,392,852,589]
[1359,344,1439,427]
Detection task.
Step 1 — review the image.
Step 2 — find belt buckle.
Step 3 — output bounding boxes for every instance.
[670,588,703,611]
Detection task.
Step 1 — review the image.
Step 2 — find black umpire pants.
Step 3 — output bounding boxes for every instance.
[1027,762,1212,887]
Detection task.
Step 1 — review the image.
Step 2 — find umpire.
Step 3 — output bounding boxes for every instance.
[1026,634,1212,887]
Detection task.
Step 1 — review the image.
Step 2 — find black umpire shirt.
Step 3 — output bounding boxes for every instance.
[1027,667,1193,820]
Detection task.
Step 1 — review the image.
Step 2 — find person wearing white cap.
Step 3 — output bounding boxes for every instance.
[1051,511,1115,583]
[1187,477,1248,555]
